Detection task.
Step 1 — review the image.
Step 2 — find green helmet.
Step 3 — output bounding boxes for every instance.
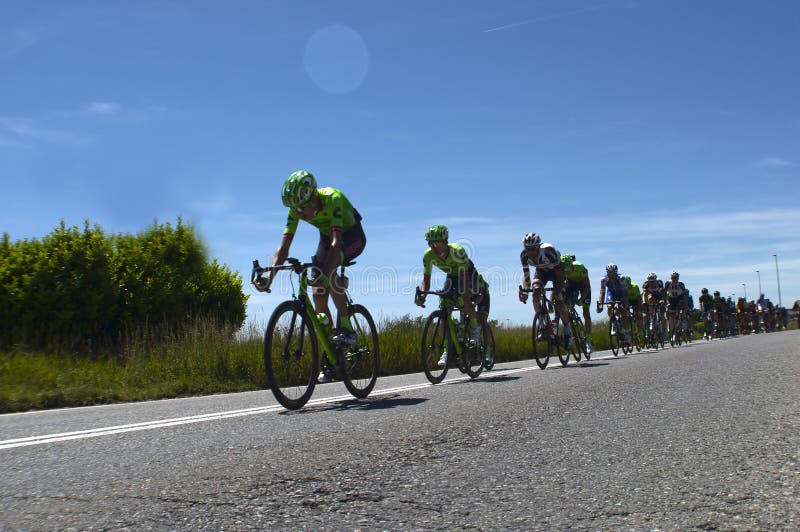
[560,254,574,269]
[425,224,448,242]
[281,170,317,208]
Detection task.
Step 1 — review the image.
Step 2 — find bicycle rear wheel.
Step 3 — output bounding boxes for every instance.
[556,321,570,367]
[421,310,449,384]
[632,318,643,352]
[570,313,588,363]
[532,314,551,370]
[339,304,380,399]
[264,300,318,410]
[461,334,484,379]
[483,324,496,371]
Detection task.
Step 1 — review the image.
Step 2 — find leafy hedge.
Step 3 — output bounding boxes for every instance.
[0,219,246,356]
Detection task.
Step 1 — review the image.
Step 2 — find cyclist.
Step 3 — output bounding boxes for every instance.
[625,276,644,338]
[664,271,689,342]
[558,254,594,353]
[765,297,776,332]
[736,296,749,333]
[415,225,490,367]
[641,272,666,333]
[596,263,631,345]
[686,289,695,338]
[699,288,714,338]
[259,170,366,383]
[712,290,727,335]
[748,299,758,333]
[518,232,572,349]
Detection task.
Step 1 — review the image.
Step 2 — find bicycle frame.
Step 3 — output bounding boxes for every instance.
[252,258,345,367]
[417,288,467,357]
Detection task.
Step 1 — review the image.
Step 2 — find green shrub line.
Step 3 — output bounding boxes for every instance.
[3,316,795,414]
[0,219,246,355]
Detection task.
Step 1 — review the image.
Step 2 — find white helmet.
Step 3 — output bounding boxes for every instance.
[522,232,541,248]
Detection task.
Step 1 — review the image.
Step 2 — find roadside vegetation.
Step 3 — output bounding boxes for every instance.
[3,313,794,413]
[1,219,795,413]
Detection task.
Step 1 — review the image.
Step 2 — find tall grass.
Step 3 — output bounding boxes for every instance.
[1,314,796,413]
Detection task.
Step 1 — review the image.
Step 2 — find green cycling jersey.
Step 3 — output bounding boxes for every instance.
[283,187,360,236]
[565,261,588,283]
[627,281,641,302]
[423,243,487,289]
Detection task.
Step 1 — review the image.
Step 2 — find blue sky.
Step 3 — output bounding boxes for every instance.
[2,0,798,327]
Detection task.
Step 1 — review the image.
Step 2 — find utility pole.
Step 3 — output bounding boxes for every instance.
[756,270,762,296]
[773,254,782,307]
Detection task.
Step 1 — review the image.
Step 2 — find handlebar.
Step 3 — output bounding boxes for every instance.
[250,258,312,293]
[518,285,555,293]
[415,286,475,309]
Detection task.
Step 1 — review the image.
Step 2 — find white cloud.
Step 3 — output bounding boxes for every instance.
[0,117,91,146]
[757,157,795,168]
[1,27,41,58]
[484,1,636,33]
[88,102,121,115]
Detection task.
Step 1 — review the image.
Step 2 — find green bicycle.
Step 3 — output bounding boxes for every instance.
[252,258,380,410]
[416,287,494,384]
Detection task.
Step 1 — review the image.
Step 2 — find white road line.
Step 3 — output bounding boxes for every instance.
[0,353,625,450]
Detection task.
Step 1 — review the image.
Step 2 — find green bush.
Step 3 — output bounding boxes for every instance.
[0,219,246,356]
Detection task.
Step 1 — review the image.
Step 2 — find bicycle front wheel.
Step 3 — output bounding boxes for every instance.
[532,314,551,370]
[421,310,449,384]
[339,304,380,399]
[264,300,318,410]
[609,316,620,357]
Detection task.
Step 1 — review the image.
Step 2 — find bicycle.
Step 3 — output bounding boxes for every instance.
[701,311,713,340]
[626,305,644,353]
[555,295,589,362]
[520,286,568,369]
[251,257,380,410]
[601,300,629,357]
[642,304,659,350]
[667,305,688,347]
[416,287,493,383]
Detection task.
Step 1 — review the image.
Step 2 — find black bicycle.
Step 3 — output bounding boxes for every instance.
[252,258,380,410]
[643,303,665,350]
[600,300,629,357]
[416,287,494,384]
[521,286,568,369]
[555,295,589,362]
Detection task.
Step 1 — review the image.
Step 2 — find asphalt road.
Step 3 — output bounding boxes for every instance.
[1,331,798,530]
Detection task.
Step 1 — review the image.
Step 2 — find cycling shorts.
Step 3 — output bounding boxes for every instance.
[564,280,590,306]
[443,275,490,315]
[667,296,687,312]
[533,267,560,288]
[313,222,366,270]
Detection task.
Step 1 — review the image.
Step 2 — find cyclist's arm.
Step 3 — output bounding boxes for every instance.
[271,233,292,268]
[520,251,532,289]
[421,274,431,293]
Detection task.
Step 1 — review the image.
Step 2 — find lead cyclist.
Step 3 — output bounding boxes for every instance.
[257,170,366,383]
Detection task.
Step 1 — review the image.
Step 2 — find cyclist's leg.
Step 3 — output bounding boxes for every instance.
[553,274,570,331]
[531,268,548,326]
[311,236,334,319]
[580,280,592,334]
[330,225,366,329]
